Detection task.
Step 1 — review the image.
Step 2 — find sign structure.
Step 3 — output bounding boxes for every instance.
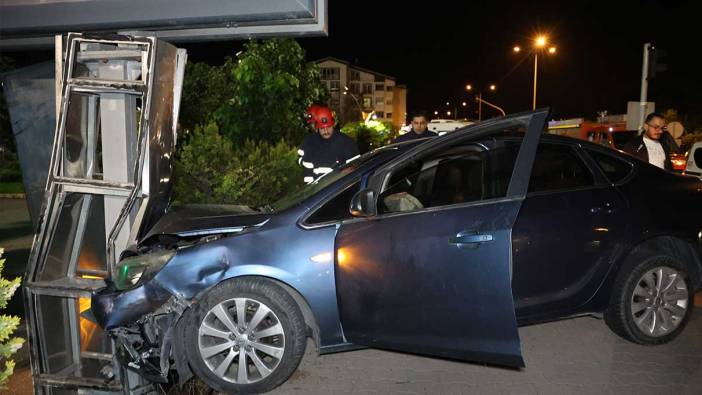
[0,0,328,49]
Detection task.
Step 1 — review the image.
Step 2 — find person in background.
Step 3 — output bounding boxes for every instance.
[393,111,438,143]
[623,112,680,171]
[298,104,359,184]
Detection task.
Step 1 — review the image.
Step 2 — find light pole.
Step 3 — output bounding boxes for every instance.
[343,86,364,121]
[514,35,556,110]
[465,83,498,120]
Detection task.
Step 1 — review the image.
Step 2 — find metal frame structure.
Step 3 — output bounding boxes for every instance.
[23,33,186,394]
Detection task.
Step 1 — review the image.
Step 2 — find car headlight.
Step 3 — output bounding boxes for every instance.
[112,249,175,290]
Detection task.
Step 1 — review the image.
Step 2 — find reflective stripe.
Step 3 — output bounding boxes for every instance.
[303,176,315,183]
[301,161,314,169]
[313,167,333,175]
[297,149,305,156]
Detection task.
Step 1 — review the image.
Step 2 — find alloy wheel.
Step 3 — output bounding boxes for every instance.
[198,297,285,384]
[630,266,689,337]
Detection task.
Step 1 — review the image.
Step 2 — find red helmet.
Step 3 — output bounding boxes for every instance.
[305,104,335,129]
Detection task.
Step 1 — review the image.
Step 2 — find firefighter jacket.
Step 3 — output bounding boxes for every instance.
[298,131,359,183]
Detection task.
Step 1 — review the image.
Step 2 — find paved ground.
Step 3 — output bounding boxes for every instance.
[2,197,702,394]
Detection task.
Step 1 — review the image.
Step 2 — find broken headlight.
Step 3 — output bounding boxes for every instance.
[112,250,175,290]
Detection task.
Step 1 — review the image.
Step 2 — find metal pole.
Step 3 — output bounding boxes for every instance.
[638,43,651,132]
[532,53,538,110]
[478,92,483,121]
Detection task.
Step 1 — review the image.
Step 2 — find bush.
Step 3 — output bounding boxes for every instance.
[0,152,21,182]
[341,120,395,154]
[0,248,23,388]
[172,122,303,206]
[681,131,702,152]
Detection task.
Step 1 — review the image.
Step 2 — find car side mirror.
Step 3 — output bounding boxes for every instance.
[349,188,377,217]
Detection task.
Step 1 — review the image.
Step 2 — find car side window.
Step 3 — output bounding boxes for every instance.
[586,149,633,183]
[305,181,360,225]
[378,137,521,214]
[528,143,595,193]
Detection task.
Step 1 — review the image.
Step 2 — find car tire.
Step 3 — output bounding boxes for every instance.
[182,277,307,394]
[605,255,694,345]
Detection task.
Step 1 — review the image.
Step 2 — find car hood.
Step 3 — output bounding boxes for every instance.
[140,204,272,241]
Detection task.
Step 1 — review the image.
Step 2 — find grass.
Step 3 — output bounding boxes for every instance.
[0,182,24,194]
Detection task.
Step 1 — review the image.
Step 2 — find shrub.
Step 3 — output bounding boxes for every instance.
[172,122,303,206]
[341,120,395,154]
[0,248,23,388]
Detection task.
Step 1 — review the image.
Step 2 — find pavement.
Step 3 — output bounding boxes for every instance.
[2,197,702,394]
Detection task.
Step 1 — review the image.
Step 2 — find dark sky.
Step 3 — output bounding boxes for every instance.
[181,0,701,124]
[5,1,701,125]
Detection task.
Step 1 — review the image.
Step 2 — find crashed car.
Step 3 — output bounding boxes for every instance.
[91,109,702,394]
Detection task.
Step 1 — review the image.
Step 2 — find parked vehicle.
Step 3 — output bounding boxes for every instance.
[684,141,702,177]
[91,109,702,394]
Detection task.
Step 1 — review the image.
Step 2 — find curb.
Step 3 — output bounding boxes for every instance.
[0,193,26,199]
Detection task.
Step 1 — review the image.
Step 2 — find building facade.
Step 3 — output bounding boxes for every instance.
[315,57,407,129]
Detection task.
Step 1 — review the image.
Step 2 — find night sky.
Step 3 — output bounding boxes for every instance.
[5,1,701,125]
[186,0,701,124]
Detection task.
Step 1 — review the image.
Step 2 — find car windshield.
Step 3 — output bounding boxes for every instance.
[269,144,412,212]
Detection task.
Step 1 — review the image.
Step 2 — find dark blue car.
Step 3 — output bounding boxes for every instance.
[91,109,702,394]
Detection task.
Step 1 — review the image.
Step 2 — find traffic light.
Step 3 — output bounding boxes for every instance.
[647,46,668,79]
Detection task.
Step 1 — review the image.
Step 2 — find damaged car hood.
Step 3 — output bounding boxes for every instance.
[141,204,272,240]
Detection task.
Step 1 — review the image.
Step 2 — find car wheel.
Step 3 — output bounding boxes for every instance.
[183,277,307,394]
[605,255,694,345]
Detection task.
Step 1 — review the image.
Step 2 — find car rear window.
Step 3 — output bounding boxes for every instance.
[586,149,633,183]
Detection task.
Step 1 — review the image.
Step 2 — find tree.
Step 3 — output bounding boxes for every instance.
[215,38,329,146]
[179,60,234,134]
[0,248,23,388]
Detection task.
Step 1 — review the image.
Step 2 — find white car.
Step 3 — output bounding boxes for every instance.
[684,141,702,177]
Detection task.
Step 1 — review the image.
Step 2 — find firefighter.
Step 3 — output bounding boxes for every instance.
[298,105,359,183]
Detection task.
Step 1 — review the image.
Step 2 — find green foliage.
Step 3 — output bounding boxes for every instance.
[341,120,395,154]
[0,152,21,183]
[0,248,24,388]
[172,122,235,204]
[215,139,303,207]
[172,122,303,206]
[179,60,234,134]
[214,38,329,146]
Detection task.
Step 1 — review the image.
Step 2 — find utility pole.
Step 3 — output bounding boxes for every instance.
[638,43,651,132]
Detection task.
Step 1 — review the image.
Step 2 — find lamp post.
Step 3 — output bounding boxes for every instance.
[465,83,498,120]
[343,86,364,120]
[514,35,557,110]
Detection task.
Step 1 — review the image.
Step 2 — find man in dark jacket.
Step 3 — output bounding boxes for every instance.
[393,111,438,143]
[299,105,359,184]
[623,112,680,171]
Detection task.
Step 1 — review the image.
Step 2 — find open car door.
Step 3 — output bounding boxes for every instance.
[334,109,549,367]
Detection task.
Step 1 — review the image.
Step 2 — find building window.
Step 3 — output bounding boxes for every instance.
[362,83,373,94]
[386,86,393,92]
[349,70,360,80]
[375,111,385,118]
[320,67,340,80]
[386,99,393,105]
[362,97,373,109]
[375,97,385,105]
[386,112,393,119]
[375,83,384,91]
[348,83,360,94]
[330,81,340,91]
[374,75,385,82]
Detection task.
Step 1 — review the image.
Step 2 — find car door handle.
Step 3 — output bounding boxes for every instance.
[449,232,494,249]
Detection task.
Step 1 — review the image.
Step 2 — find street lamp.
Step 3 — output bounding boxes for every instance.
[514,35,557,110]
[343,86,364,120]
[465,83,499,120]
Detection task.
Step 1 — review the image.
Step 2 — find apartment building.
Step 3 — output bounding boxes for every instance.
[314,57,407,129]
